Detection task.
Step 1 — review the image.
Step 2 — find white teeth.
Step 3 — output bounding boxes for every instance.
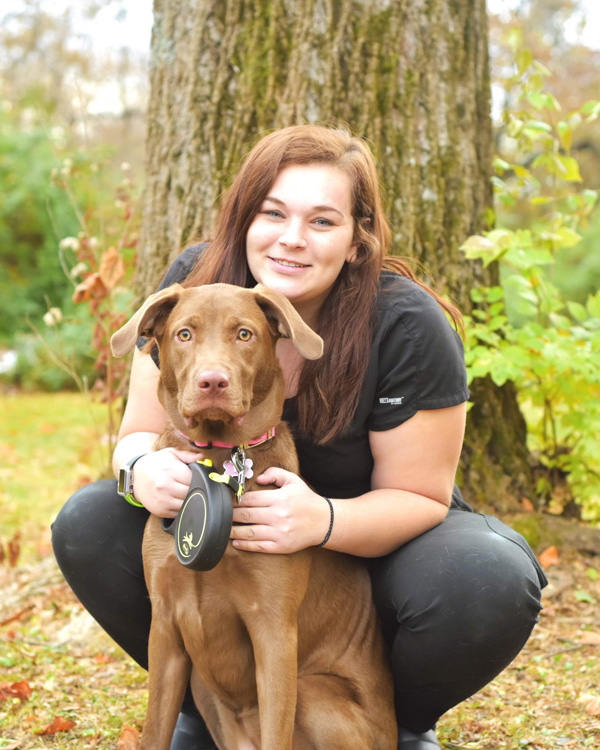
[275,259,308,268]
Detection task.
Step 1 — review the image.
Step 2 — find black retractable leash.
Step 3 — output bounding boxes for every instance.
[161,450,252,571]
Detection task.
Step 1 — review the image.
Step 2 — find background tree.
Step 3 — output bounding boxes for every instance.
[138,0,530,511]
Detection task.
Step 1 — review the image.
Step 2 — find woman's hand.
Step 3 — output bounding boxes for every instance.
[132,448,202,517]
[231,468,331,554]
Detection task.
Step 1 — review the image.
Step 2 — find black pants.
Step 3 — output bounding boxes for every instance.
[52,480,547,734]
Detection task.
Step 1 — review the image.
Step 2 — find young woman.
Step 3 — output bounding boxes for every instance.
[53,125,547,750]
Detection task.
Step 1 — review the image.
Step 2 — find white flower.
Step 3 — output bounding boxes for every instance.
[69,262,88,279]
[59,237,81,251]
[121,161,131,171]
[43,308,62,327]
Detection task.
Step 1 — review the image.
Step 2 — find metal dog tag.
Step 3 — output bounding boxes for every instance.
[162,461,233,571]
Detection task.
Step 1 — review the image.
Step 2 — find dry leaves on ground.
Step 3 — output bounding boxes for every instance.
[1,548,599,748]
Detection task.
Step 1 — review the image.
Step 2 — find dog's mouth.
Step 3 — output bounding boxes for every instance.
[182,409,246,430]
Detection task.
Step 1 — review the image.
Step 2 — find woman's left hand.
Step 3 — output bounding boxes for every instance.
[230,468,331,554]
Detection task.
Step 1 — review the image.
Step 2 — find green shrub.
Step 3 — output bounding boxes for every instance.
[462,42,600,521]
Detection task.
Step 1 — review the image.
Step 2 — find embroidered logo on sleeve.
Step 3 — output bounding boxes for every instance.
[379,397,405,405]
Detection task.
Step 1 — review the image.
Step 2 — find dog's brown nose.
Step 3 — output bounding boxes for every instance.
[198,370,230,392]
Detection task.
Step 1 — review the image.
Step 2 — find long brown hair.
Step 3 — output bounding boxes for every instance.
[184,125,461,443]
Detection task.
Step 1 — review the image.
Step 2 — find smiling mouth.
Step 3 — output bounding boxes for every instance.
[271,257,310,269]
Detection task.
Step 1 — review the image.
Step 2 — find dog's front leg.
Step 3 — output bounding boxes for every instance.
[139,620,192,750]
[249,615,299,750]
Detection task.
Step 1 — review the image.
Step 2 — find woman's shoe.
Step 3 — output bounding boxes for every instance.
[397,726,441,749]
[169,711,218,750]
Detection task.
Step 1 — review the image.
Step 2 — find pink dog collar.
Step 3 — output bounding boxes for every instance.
[177,426,276,451]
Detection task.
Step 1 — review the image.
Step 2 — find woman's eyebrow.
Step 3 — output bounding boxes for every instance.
[263,195,344,218]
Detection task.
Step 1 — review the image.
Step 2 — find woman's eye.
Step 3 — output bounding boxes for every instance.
[237,329,252,342]
[263,210,283,218]
[314,218,333,227]
[177,329,192,342]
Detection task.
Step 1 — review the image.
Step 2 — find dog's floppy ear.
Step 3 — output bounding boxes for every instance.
[252,284,323,360]
[111,284,184,357]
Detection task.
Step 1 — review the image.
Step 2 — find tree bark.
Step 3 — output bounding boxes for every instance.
[139,0,534,511]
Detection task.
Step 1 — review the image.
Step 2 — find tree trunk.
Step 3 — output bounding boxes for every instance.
[139,0,533,511]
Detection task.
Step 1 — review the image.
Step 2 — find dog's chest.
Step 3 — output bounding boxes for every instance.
[178,577,259,707]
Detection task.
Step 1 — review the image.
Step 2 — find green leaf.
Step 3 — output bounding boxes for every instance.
[554,227,582,248]
[507,28,523,54]
[575,590,597,605]
[493,157,510,173]
[523,120,552,132]
[587,568,599,581]
[460,235,503,266]
[532,60,552,77]
[527,90,546,110]
[587,292,600,319]
[557,121,572,151]
[485,286,504,303]
[516,49,533,74]
[567,301,588,322]
[488,315,508,331]
[504,246,554,270]
[523,120,553,141]
[581,100,600,122]
[460,235,494,252]
[527,91,560,111]
[552,154,582,182]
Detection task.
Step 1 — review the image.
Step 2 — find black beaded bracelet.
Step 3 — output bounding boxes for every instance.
[318,496,334,547]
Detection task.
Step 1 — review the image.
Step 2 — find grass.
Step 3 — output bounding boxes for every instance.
[1,391,599,748]
[0,391,109,562]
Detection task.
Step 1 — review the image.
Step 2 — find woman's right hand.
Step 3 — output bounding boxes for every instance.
[132,448,202,517]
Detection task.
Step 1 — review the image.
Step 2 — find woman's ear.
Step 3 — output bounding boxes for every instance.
[347,244,359,264]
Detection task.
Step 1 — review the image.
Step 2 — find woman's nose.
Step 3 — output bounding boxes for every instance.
[278,219,307,248]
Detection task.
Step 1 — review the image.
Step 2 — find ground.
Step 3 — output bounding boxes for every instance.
[1,393,599,748]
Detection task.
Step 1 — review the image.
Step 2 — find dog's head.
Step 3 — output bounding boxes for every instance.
[111,283,323,441]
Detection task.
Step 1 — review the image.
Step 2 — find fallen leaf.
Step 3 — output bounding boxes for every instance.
[521,497,535,512]
[118,724,140,749]
[538,545,559,569]
[94,652,115,663]
[0,680,33,703]
[8,532,21,567]
[35,716,76,735]
[0,604,35,627]
[580,694,600,716]
[579,631,600,645]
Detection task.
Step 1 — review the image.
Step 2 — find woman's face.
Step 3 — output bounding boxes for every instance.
[246,163,357,324]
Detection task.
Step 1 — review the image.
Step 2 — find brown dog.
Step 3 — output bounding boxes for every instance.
[111,283,397,750]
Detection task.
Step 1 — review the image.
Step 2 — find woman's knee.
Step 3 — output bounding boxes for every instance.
[52,479,148,574]
[370,511,546,653]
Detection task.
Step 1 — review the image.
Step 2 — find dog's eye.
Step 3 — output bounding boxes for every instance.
[177,329,192,342]
[237,329,252,342]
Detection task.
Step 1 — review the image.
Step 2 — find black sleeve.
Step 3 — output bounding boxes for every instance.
[136,243,207,363]
[367,284,469,432]
[156,243,207,291]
